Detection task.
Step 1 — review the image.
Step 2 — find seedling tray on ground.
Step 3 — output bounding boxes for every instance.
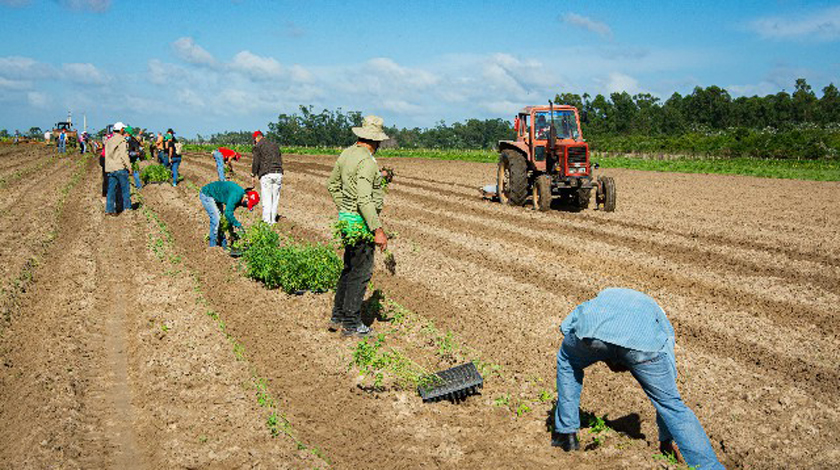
[418,362,484,403]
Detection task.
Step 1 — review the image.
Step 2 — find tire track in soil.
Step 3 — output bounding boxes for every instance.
[181,153,840,468]
[290,161,840,295]
[167,159,626,470]
[273,171,840,402]
[287,158,840,269]
[289,165,840,338]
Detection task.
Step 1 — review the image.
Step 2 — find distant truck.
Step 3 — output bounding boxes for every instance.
[51,122,78,149]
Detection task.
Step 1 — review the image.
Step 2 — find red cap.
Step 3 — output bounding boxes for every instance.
[253,130,263,140]
[246,190,260,211]
[234,152,242,161]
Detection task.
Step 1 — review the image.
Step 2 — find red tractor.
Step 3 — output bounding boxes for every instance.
[494,103,615,212]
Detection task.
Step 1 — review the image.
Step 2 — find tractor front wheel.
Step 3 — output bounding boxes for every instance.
[534,174,552,211]
[596,176,616,212]
[574,187,591,211]
[497,149,528,206]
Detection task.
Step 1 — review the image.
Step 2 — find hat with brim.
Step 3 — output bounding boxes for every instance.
[352,115,389,141]
[113,122,126,131]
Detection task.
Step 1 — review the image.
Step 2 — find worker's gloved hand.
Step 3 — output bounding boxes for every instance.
[605,360,629,373]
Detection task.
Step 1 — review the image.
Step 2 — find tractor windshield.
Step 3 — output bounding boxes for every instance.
[534,111,579,140]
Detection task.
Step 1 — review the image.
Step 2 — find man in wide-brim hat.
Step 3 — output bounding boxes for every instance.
[327,115,390,337]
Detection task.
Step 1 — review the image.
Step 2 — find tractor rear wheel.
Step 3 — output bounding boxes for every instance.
[497,149,528,206]
[597,176,616,212]
[534,174,552,211]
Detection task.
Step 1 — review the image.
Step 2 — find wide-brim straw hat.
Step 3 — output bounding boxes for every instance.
[352,115,389,141]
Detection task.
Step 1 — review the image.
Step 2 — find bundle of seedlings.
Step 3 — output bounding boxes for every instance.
[140,164,172,184]
[239,222,341,294]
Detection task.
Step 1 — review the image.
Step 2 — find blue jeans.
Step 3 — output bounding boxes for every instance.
[171,157,181,186]
[555,335,723,470]
[133,168,142,189]
[213,151,226,181]
[58,140,66,153]
[199,192,226,248]
[106,169,132,213]
[158,150,169,167]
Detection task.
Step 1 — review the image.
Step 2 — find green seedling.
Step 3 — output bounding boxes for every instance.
[516,403,532,417]
[538,389,553,403]
[493,394,511,407]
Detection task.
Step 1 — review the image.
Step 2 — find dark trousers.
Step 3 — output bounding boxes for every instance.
[331,241,375,329]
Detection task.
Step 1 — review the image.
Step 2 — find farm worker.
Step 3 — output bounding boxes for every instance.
[213,147,241,181]
[57,129,67,154]
[198,181,260,248]
[156,132,168,167]
[326,115,390,337]
[165,129,182,187]
[13,130,19,144]
[126,126,143,189]
[553,288,724,470]
[250,130,283,224]
[104,122,132,215]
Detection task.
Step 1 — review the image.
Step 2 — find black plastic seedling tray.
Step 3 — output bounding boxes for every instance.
[418,362,484,403]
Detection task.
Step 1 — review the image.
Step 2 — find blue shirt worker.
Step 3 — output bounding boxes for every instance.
[199,181,259,248]
[553,288,724,470]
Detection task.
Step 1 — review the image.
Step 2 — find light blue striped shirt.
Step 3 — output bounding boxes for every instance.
[561,288,676,371]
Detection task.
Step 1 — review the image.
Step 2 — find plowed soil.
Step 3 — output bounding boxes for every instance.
[1,145,838,469]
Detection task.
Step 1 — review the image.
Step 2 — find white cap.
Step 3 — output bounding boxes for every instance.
[113,122,125,131]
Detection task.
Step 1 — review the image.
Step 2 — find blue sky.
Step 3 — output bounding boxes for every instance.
[1,0,838,137]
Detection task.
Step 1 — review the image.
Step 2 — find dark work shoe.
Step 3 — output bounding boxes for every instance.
[342,324,374,338]
[551,432,580,452]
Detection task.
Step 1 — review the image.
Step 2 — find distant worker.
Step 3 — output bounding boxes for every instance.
[126,126,143,190]
[552,288,724,470]
[57,129,67,154]
[213,147,241,181]
[104,122,132,215]
[165,128,182,187]
[198,181,259,249]
[327,115,390,337]
[250,131,283,224]
[156,132,168,167]
[13,130,19,144]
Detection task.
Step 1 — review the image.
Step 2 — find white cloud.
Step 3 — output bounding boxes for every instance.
[596,72,643,95]
[27,91,48,108]
[171,37,217,66]
[366,58,438,89]
[380,99,422,114]
[62,62,110,85]
[749,6,840,41]
[176,88,205,108]
[230,50,283,80]
[562,13,613,39]
[0,56,54,80]
[58,0,110,12]
[0,77,32,90]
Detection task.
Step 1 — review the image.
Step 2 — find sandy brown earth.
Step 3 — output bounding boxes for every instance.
[1,145,838,469]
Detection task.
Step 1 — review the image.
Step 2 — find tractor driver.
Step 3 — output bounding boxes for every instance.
[535,113,550,140]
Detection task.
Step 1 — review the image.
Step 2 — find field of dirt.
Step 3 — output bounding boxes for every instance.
[1,144,838,469]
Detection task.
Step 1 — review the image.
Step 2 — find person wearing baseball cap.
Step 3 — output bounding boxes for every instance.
[250,130,283,225]
[199,180,259,249]
[104,122,132,215]
[327,115,391,337]
[212,147,242,182]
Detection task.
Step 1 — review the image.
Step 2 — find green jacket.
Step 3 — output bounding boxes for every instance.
[327,144,384,232]
[200,181,245,228]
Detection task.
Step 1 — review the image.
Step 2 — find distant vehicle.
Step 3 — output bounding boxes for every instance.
[487,102,616,212]
[52,122,78,149]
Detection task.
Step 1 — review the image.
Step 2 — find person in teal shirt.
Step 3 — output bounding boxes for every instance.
[199,181,260,248]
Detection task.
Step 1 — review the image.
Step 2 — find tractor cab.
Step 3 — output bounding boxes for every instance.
[55,122,72,131]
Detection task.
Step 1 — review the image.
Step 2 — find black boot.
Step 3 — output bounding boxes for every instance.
[551,432,580,452]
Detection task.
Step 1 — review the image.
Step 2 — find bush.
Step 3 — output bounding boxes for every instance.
[140,164,172,183]
[239,223,342,294]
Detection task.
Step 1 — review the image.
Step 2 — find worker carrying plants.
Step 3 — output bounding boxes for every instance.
[326,115,390,338]
[552,288,724,470]
[213,147,241,181]
[199,181,260,249]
